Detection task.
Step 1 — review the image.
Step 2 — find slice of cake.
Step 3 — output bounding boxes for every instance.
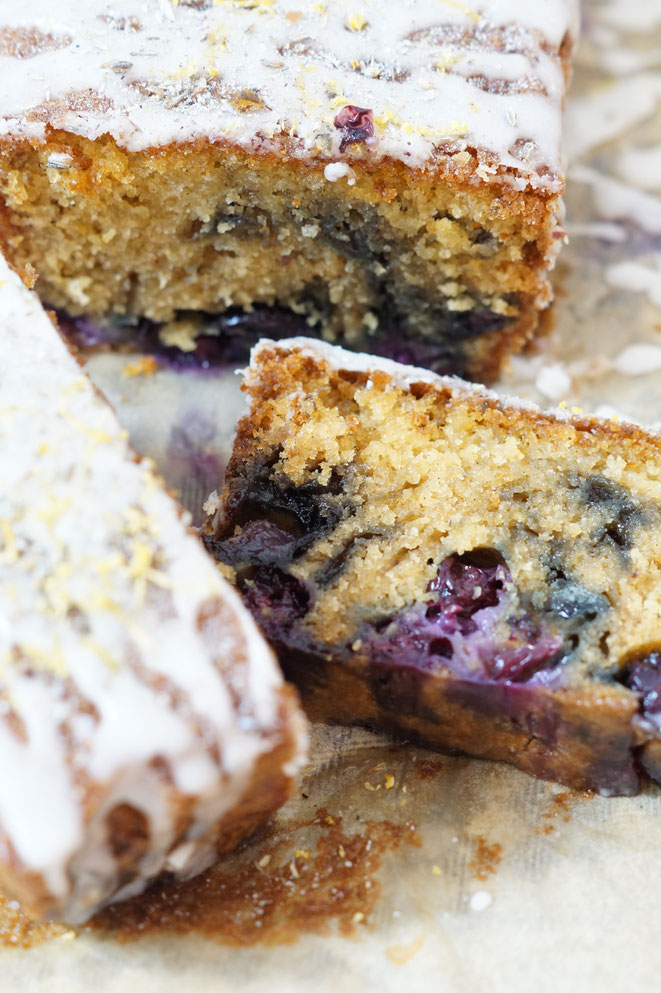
[204,337,661,797]
[0,0,577,380]
[0,258,306,924]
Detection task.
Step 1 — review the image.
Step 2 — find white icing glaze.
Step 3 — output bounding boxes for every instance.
[0,0,577,189]
[251,335,477,392]
[0,258,306,922]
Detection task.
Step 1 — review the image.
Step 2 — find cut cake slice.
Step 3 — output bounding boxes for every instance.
[205,337,661,796]
[0,0,577,380]
[0,259,306,924]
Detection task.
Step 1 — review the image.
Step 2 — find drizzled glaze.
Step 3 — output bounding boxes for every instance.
[0,0,577,190]
[0,257,306,924]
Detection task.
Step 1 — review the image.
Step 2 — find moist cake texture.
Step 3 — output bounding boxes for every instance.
[205,337,661,796]
[0,259,306,924]
[0,0,577,379]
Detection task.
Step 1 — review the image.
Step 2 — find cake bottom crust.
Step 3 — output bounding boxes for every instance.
[278,645,640,795]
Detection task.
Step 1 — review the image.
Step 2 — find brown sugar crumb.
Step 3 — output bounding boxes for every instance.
[405,822,422,849]
[552,789,593,817]
[0,27,72,60]
[88,808,409,945]
[228,88,269,114]
[537,788,593,834]
[0,894,71,949]
[121,355,160,378]
[468,836,502,882]
[415,759,444,781]
[1,808,412,948]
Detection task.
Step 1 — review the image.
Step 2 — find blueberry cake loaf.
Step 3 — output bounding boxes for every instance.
[0,0,577,380]
[0,259,306,924]
[205,338,661,797]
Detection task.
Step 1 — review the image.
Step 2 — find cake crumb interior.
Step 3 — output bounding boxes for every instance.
[225,347,661,680]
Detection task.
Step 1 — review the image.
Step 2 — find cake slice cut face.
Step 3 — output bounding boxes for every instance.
[0,259,306,924]
[0,0,577,380]
[206,338,661,796]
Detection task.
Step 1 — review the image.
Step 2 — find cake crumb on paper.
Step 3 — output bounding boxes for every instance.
[121,355,159,378]
[386,933,427,965]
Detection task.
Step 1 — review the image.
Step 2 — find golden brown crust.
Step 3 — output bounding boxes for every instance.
[239,345,661,456]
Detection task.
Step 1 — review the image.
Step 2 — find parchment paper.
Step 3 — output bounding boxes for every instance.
[4,2,661,989]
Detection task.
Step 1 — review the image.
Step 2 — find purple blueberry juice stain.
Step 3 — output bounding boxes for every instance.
[58,307,315,372]
[364,551,564,686]
[211,519,300,568]
[624,654,661,787]
[361,311,507,377]
[165,410,225,524]
[215,538,567,690]
[167,410,221,479]
[623,653,661,724]
[58,299,508,378]
[58,313,122,349]
[242,566,311,639]
[210,523,649,791]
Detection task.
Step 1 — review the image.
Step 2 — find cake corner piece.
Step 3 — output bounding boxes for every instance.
[204,336,661,797]
[0,260,307,924]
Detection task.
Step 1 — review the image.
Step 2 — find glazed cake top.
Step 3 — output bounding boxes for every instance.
[0,0,578,191]
[0,257,304,918]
